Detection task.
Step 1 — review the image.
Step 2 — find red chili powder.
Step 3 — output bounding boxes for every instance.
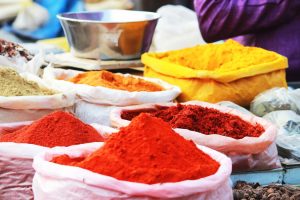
[120,105,168,120]
[0,111,104,147]
[52,113,220,184]
[121,104,265,139]
[120,108,158,120]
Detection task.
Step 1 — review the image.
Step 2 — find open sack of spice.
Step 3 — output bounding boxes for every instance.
[0,111,109,199]
[110,101,280,171]
[32,114,232,200]
[0,67,75,123]
[143,39,288,107]
[0,39,45,75]
[42,66,181,126]
[250,87,300,117]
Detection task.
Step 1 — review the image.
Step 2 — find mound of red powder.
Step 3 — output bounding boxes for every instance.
[52,113,220,184]
[121,104,265,139]
[0,111,104,147]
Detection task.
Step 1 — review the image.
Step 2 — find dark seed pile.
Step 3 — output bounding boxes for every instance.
[0,39,32,61]
[233,181,300,200]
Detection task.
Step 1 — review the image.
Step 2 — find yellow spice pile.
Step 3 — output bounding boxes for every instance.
[155,39,278,71]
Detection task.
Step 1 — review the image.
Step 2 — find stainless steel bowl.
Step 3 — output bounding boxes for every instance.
[57,10,159,60]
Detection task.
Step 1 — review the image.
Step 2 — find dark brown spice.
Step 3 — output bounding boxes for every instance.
[233,181,300,200]
[0,39,32,61]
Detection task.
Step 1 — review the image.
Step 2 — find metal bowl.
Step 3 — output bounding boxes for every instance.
[57,10,160,60]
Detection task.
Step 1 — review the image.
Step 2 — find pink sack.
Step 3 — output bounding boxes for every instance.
[32,142,232,200]
[0,121,110,199]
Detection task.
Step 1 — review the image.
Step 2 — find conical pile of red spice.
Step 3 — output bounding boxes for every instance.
[52,113,220,184]
[0,111,104,147]
[121,104,265,139]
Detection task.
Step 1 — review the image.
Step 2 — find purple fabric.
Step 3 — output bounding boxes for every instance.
[194,0,300,81]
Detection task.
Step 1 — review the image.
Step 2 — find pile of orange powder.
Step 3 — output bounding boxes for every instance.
[68,70,164,92]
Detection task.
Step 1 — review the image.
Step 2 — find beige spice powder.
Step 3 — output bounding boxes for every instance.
[0,67,55,96]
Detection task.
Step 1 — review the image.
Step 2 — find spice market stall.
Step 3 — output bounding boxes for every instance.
[0,7,300,200]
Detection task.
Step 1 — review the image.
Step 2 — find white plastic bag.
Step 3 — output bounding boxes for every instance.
[12,1,48,31]
[264,110,300,159]
[0,51,46,76]
[0,121,111,199]
[217,101,253,116]
[0,72,75,123]
[150,5,206,52]
[110,101,280,171]
[0,54,28,70]
[32,142,232,200]
[43,67,180,125]
[250,87,300,117]
[17,52,45,75]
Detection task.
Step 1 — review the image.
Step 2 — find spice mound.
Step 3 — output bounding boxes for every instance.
[52,113,220,184]
[156,39,279,72]
[233,181,300,200]
[0,67,55,96]
[68,70,164,92]
[121,104,265,139]
[0,111,104,147]
[0,39,33,61]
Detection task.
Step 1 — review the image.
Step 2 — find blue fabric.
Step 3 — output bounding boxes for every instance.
[5,0,84,40]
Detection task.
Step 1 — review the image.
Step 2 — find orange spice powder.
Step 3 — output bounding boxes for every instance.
[68,70,164,92]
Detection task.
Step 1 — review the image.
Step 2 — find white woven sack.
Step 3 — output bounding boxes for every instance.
[0,54,28,71]
[0,72,75,123]
[32,142,232,200]
[43,66,180,125]
[110,101,280,171]
[74,100,116,126]
[0,52,45,75]
[0,121,111,199]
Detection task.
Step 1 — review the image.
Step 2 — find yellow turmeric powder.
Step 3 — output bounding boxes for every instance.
[154,39,278,72]
[68,70,164,92]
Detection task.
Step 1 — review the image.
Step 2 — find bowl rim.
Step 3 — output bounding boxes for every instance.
[57,9,160,24]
